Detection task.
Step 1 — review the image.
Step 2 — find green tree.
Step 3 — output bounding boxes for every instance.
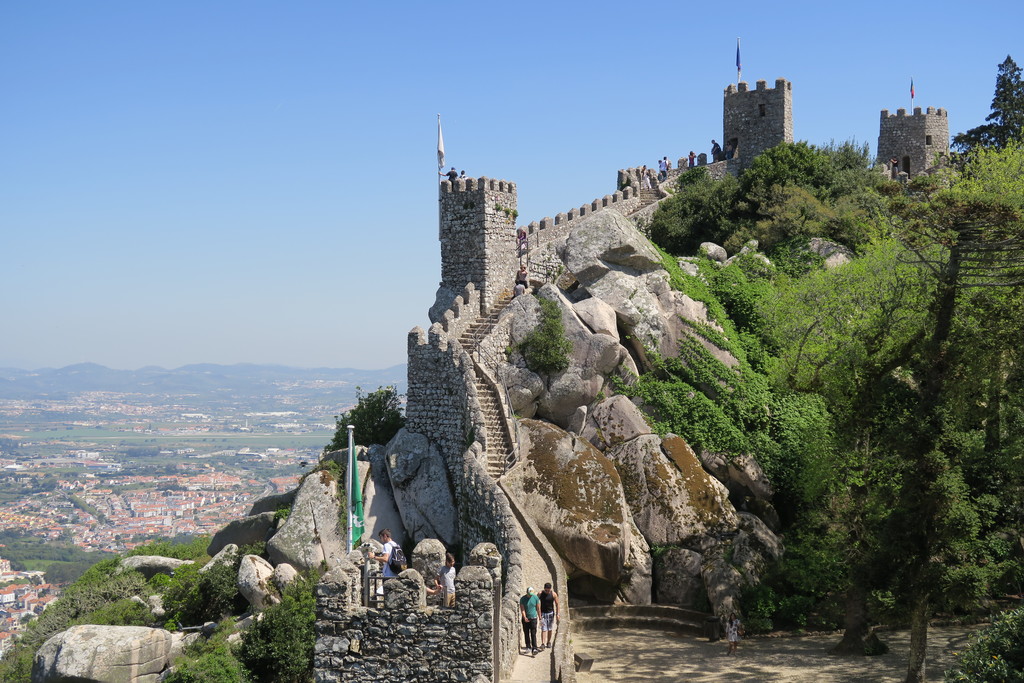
[324,385,406,452]
[945,606,1024,682]
[953,55,1024,153]
[519,297,573,375]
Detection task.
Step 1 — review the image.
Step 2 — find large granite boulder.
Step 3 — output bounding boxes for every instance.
[501,364,545,419]
[207,512,277,557]
[507,286,628,428]
[731,512,784,584]
[33,625,174,683]
[120,556,193,580]
[808,237,854,269]
[503,420,630,583]
[561,211,738,372]
[582,395,652,451]
[385,429,459,547]
[573,296,619,339]
[361,444,406,548]
[605,434,737,547]
[653,547,705,608]
[247,488,298,516]
[266,469,345,571]
[200,544,238,575]
[698,450,774,504]
[702,543,743,618]
[237,554,279,611]
[618,518,653,605]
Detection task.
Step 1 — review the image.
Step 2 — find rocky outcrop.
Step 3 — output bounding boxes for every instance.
[120,556,194,580]
[266,470,345,572]
[560,210,737,371]
[33,625,174,683]
[247,488,297,516]
[272,562,299,590]
[653,548,705,608]
[582,395,652,451]
[207,512,277,557]
[699,450,774,503]
[385,429,459,547]
[361,445,406,547]
[237,554,280,611]
[200,544,238,575]
[604,434,736,547]
[503,420,630,583]
[808,237,854,269]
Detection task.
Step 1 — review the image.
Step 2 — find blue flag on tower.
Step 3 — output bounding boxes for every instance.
[736,38,741,81]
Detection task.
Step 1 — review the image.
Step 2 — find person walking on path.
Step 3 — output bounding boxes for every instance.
[520,586,541,655]
[725,613,743,655]
[426,552,457,607]
[515,264,528,290]
[538,582,559,649]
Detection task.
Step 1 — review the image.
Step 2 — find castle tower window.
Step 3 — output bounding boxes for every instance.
[926,135,933,145]
[759,103,766,117]
[903,156,911,175]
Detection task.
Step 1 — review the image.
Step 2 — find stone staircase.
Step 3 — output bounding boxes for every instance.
[457,291,515,478]
[569,604,715,638]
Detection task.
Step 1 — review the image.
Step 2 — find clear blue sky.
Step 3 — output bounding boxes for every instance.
[1,1,1020,371]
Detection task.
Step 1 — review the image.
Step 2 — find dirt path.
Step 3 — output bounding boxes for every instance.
[509,511,558,682]
[573,625,981,682]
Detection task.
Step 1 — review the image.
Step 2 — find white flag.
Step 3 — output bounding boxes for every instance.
[437,116,445,170]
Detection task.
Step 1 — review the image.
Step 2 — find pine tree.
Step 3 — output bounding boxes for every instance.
[953,55,1024,152]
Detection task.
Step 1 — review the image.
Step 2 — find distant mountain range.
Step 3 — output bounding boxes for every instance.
[0,363,407,400]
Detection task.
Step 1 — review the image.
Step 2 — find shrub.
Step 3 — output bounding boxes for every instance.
[165,623,246,683]
[162,558,246,628]
[238,575,316,683]
[519,298,572,374]
[945,606,1024,682]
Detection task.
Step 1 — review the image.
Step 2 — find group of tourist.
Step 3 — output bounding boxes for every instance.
[440,167,468,183]
[370,529,457,607]
[520,583,560,656]
[710,139,736,162]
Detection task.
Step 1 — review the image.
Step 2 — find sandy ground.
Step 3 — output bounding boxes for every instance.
[572,625,981,682]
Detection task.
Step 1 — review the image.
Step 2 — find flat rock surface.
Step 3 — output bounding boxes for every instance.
[574,625,980,682]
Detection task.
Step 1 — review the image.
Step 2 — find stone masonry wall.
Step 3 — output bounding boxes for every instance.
[315,565,496,683]
[877,106,949,176]
[439,177,518,315]
[723,79,793,173]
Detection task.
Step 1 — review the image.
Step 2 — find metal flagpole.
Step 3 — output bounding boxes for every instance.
[347,424,355,550]
[437,114,444,237]
[736,38,741,83]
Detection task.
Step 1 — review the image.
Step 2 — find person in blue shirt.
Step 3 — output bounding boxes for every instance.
[519,586,541,655]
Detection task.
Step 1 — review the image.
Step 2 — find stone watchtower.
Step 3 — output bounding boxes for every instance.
[723,78,793,172]
[438,177,518,315]
[877,107,949,177]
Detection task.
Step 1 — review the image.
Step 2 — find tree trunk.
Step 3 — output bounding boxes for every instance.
[904,593,930,683]
[832,583,888,655]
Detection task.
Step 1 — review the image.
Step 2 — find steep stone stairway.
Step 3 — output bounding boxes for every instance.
[457,291,515,478]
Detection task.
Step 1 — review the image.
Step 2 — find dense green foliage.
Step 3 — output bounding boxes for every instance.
[165,622,247,683]
[954,55,1024,153]
[643,136,1024,679]
[649,141,884,256]
[519,297,573,374]
[237,574,317,683]
[325,384,406,451]
[0,529,114,581]
[945,607,1024,682]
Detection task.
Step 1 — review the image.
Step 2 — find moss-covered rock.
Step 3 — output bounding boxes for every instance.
[504,419,630,583]
[605,434,737,546]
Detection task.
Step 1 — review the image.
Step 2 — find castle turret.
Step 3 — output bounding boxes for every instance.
[438,177,518,315]
[877,106,949,177]
[723,78,793,172]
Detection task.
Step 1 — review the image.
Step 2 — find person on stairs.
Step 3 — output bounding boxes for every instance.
[520,586,540,656]
[539,582,559,649]
[515,264,528,292]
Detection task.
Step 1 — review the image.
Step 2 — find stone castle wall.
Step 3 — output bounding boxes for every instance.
[439,177,518,314]
[877,106,949,176]
[723,79,793,172]
[315,562,496,683]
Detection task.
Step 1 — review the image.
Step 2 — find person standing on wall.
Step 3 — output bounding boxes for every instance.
[538,582,559,650]
[520,586,540,656]
[688,150,697,168]
[372,528,401,579]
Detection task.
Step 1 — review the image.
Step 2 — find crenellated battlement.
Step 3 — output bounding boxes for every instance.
[877,104,949,177]
[315,545,499,683]
[723,77,793,173]
[440,176,517,194]
[517,186,644,250]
